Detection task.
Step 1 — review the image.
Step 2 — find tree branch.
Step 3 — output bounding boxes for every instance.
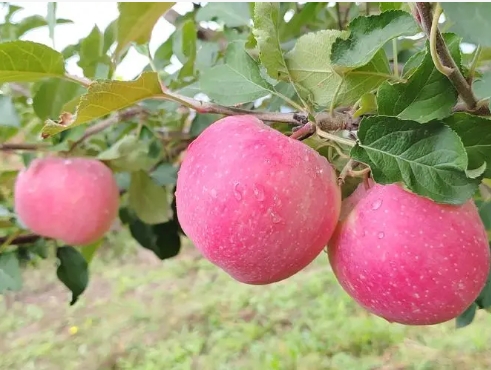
[68,107,145,152]
[156,90,307,125]
[0,234,40,246]
[415,2,478,110]
[0,143,49,151]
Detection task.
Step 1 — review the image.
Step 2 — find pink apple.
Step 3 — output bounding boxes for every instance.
[328,181,490,325]
[14,157,120,245]
[176,115,342,284]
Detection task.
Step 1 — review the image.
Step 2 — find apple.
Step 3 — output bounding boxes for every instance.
[14,157,120,245]
[175,115,342,284]
[328,181,490,325]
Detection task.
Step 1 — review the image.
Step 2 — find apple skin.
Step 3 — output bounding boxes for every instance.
[14,157,120,245]
[328,182,490,325]
[175,115,341,285]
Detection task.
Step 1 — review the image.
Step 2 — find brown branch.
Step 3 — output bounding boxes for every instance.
[68,107,144,153]
[415,2,478,110]
[0,234,41,246]
[157,90,308,125]
[453,101,491,115]
[0,143,49,151]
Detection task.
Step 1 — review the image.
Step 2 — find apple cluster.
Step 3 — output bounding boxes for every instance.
[175,115,490,326]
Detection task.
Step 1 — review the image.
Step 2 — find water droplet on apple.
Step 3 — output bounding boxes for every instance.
[371,199,383,210]
[233,182,243,201]
[268,208,282,223]
[378,232,385,239]
[253,184,265,201]
[64,159,72,165]
[210,189,218,198]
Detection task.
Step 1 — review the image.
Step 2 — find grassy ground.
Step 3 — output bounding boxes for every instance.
[1,231,491,370]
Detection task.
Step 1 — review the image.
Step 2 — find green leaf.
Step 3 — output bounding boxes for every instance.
[353,93,377,118]
[0,95,20,127]
[16,15,72,38]
[196,41,221,71]
[0,252,22,293]
[190,113,221,137]
[196,2,251,28]
[173,20,197,78]
[380,3,403,12]
[0,41,65,83]
[377,33,461,123]
[253,2,288,80]
[115,2,175,58]
[80,240,102,264]
[285,30,391,107]
[476,261,491,309]
[330,11,419,69]
[41,71,163,137]
[32,79,86,120]
[151,163,178,186]
[442,3,491,47]
[200,42,273,105]
[444,113,491,178]
[98,135,155,172]
[56,246,88,305]
[351,116,479,205]
[129,170,170,225]
[128,217,181,260]
[153,37,173,71]
[103,20,117,54]
[456,303,477,328]
[78,26,108,79]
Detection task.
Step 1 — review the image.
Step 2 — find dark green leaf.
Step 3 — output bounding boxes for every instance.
[128,216,181,260]
[0,41,65,83]
[78,26,108,79]
[377,34,461,122]
[456,303,477,328]
[196,41,221,71]
[103,20,117,54]
[115,2,175,58]
[380,3,403,12]
[190,113,221,137]
[56,246,88,305]
[444,113,491,177]
[442,3,491,47]
[32,79,86,120]
[351,116,479,204]
[0,95,20,127]
[129,170,170,225]
[473,72,491,107]
[476,260,491,309]
[42,72,163,137]
[200,42,273,105]
[196,2,251,28]
[331,10,419,69]
[0,252,22,293]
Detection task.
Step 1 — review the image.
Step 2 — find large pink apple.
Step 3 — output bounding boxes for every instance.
[175,115,341,284]
[328,181,490,325]
[14,157,120,245]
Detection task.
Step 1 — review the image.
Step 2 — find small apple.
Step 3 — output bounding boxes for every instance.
[328,181,490,325]
[14,157,120,245]
[176,115,342,284]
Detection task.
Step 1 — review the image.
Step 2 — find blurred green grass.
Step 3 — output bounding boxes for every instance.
[1,230,491,370]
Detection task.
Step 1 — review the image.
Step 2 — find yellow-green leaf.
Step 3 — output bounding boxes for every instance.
[0,40,65,83]
[41,71,163,137]
[115,2,175,58]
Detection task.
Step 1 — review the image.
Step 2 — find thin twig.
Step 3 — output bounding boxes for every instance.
[429,4,453,76]
[156,90,305,125]
[335,3,343,30]
[415,2,478,110]
[63,74,92,88]
[290,122,315,140]
[0,234,41,246]
[338,159,355,185]
[0,143,49,151]
[68,107,144,153]
[316,128,356,147]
